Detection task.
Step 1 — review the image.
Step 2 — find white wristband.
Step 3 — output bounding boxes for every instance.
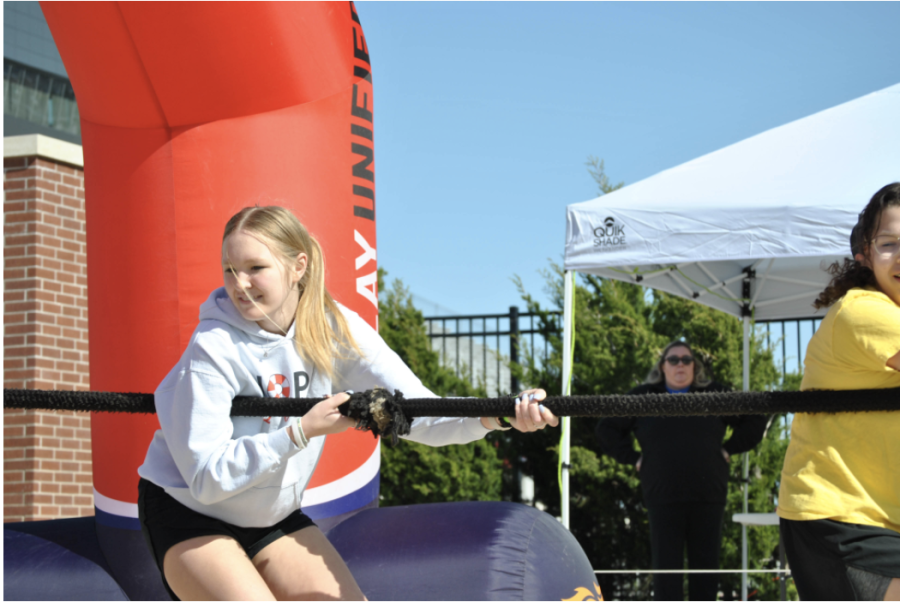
[290,417,309,450]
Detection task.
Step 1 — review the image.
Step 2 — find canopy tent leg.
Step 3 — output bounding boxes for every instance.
[561,270,575,530]
[742,315,750,600]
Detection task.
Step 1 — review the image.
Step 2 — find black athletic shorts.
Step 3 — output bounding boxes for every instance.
[138,478,316,601]
[780,517,900,601]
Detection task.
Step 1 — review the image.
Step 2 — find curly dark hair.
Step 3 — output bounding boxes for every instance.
[814,183,900,309]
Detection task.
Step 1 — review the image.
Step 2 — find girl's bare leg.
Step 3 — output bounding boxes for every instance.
[884,577,900,601]
[164,535,276,601]
[252,526,366,601]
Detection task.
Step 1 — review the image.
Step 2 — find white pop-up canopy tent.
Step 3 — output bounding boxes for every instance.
[559,83,899,595]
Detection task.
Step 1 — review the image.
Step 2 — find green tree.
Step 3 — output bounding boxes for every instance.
[513,265,791,599]
[376,269,503,506]
[586,155,625,195]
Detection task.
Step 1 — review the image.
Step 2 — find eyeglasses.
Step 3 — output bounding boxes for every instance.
[871,234,900,258]
[665,355,694,366]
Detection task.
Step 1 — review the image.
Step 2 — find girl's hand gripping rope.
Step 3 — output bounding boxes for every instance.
[296,392,356,442]
[481,388,559,432]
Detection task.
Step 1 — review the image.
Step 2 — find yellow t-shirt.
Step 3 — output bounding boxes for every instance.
[777,288,900,533]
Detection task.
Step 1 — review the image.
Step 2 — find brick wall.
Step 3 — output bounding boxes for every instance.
[4,142,93,522]
[4,410,92,520]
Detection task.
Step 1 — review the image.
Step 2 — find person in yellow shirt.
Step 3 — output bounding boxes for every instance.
[778,183,900,601]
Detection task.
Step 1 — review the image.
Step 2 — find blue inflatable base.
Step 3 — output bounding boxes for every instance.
[328,502,599,601]
[4,517,128,601]
[4,502,600,601]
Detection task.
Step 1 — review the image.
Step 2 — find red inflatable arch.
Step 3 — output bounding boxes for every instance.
[40,1,380,529]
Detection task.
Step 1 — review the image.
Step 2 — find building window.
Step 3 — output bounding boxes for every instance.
[4,59,80,137]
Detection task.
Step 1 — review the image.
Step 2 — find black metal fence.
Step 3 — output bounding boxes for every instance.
[423,307,562,396]
[758,318,822,381]
[424,308,819,394]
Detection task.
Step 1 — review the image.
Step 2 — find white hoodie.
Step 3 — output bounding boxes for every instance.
[138,288,490,528]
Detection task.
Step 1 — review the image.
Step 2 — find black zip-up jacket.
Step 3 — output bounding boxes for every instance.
[595,382,768,506]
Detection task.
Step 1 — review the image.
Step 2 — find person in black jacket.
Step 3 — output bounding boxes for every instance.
[596,340,767,601]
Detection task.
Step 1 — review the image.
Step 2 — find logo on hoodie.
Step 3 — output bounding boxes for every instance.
[267,374,291,398]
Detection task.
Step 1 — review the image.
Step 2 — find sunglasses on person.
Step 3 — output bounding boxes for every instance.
[664,355,694,366]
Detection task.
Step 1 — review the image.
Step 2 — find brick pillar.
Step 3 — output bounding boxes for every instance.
[4,135,93,522]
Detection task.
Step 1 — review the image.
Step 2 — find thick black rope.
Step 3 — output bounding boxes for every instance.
[5,386,900,444]
[6,387,900,418]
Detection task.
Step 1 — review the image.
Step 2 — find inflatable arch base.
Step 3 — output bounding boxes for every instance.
[4,502,600,601]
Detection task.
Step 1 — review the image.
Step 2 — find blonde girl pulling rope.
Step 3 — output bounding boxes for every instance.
[137,206,558,600]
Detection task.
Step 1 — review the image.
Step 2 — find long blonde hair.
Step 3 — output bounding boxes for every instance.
[223,206,361,379]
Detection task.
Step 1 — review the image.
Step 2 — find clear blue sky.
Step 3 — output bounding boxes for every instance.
[355,2,900,318]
